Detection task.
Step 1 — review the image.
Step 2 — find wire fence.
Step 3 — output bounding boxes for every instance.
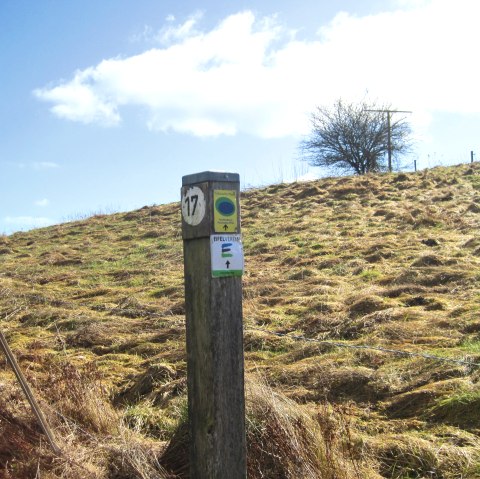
[246,325,480,368]
[397,152,477,174]
[1,286,480,469]
[2,293,479,369]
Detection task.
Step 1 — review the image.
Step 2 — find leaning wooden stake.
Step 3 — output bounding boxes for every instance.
[181,171,246,478]
[0,330,61,455]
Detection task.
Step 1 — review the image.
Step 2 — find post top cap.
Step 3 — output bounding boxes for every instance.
[182,171,239,186]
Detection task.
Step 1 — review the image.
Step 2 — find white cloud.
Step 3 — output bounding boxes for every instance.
[34,198,50,207]
[4,161,59,170]
[35,69,120,126]
[129,25,155,44]
[34,2,480,138]
[157,11,203,45]
[33,161,59,170]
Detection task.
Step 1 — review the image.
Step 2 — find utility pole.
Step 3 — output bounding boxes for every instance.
[366,109,412,172]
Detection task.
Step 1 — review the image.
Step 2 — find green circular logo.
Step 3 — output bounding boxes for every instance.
[215,197,235,216]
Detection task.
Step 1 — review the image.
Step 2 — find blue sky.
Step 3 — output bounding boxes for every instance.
[1,0,479,234]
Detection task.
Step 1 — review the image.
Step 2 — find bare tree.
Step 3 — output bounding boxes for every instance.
[302,99,412,175]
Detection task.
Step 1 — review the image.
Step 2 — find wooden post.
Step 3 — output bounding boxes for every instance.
[471,150,475,163]
[414,159,417,172]
[0,330,61,455]
[181,171,246,479]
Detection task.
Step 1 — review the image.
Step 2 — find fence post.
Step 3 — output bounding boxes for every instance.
[0,330,61,455]
[181,171,246,479]
[471,151,475,163]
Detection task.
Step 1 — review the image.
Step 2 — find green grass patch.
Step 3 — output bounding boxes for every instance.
[430,387,480,430]
[358,268,382,281]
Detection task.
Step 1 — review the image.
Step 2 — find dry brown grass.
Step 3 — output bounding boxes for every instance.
[158,375,377,478]
[245,376,374,479]
[0,361,172,479]
[1,163,480,477]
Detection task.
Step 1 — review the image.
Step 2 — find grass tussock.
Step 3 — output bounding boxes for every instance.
[429,385,480,431]
[159,376,375,478]
[367,432,480,479]
[0,361,172,479]
[245,377,371,479]
[44,361,119,435]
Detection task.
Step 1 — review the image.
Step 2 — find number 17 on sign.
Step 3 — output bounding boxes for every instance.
[181,186,206,226]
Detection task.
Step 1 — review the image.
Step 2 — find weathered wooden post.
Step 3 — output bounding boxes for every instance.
[0,330,61,455]
[181,171,246,478]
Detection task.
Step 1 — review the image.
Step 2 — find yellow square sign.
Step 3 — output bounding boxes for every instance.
[213,190,238,233]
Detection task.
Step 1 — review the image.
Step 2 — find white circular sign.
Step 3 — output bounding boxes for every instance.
[182,186,206,226]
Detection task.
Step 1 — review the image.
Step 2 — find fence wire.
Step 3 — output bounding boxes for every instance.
[245,325,480,368]
[2,293,480,369]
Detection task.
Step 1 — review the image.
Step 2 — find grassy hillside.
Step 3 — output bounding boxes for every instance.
[1,162,480,478]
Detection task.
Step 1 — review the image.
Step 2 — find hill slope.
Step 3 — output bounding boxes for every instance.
[1,163,480,478]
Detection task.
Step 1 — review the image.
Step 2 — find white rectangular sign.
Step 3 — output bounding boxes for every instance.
[210,234,244,278]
